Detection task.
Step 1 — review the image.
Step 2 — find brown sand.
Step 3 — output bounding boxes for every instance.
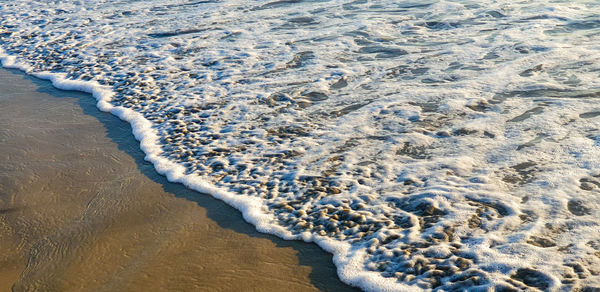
[0,68,360,291]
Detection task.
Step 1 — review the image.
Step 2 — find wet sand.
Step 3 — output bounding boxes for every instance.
[0,68,359,291]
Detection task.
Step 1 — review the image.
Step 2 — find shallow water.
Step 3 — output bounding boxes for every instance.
[1,1,600,290]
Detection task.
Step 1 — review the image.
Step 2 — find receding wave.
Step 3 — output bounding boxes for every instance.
[1,0,600,290]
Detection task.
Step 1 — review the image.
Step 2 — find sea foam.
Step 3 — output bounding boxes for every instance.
[2,1,600,290]
[0,46,401,291]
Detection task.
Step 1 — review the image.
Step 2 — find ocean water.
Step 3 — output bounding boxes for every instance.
[1,0,600,290]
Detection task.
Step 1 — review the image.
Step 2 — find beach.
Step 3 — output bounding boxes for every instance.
[0,67,359,291]
[2,1,600,290]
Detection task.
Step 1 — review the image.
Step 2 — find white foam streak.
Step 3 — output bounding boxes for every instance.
[0,47,400,292]
[3,1,600,289]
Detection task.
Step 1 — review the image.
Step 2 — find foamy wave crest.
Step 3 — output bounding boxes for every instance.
[2,1,600,290]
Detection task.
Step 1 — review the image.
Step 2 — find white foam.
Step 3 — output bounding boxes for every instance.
[2,1,600,290]
[0,47,398,292]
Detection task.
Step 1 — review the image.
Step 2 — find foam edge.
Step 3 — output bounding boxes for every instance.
[0,46,411,292]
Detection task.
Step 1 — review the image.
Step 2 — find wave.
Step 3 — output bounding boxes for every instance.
[2,1,600,290]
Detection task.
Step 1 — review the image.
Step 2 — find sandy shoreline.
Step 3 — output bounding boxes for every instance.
[0,68,359,291]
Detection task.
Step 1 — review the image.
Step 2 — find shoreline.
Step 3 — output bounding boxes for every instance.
[0,67,359,291]
[0,41,386,291]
